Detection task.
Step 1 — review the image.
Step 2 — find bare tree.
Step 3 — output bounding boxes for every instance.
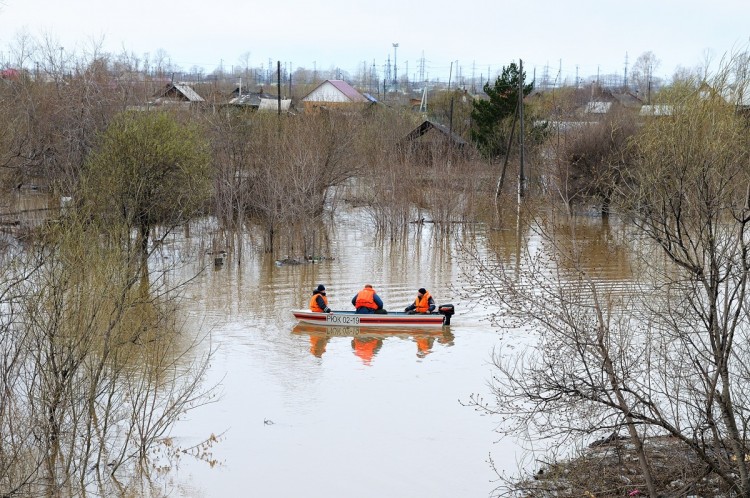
[550,105,638,216]
[630,51,661,103]
[234,111,361,256]
[463,56,750,497]
[0,36,131,193]
[0,214,214,496]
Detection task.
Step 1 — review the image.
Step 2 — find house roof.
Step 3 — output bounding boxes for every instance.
[584,101,613,114]
[155,83,204,102]
[581,88,642,113]
[0,68,21,80]
[301,79,368,103]
[225,92,292,112]
[228,92,275,107]
[639,104,674,116]
[611,91,643,108]
[328,80,368,102]
[404,120,468,147]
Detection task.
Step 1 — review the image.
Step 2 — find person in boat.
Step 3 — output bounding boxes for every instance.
[351,284,385,314]
[310,284,332,313]
[404,288,435,314]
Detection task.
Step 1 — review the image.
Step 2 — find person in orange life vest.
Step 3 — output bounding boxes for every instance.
[309,284,331,313]
[351,284,385,314]
[404,288,435,314]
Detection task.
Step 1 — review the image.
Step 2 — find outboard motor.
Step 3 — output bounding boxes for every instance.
[438,304,455,325]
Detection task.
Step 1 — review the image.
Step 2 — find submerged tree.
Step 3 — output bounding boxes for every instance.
[81,110,212,254]
[0,214,214,497]
[553,105,638,216]
[237,111,361,255]
[464,56,750,497]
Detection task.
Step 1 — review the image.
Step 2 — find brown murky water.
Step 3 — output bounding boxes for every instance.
[156,206,632,498]
[2,193,631,497]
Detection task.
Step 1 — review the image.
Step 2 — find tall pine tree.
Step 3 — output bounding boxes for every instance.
[470,62,533,159]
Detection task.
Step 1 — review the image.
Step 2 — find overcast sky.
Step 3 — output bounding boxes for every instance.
[1,0,748,85]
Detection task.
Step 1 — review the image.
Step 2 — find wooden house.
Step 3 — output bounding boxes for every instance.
[579,89,642,118]
[300,79,372,112]
[227,90,292,112]
[400,120,469,164]
[151,83,204,108]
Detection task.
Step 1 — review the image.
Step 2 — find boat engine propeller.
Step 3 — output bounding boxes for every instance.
[438,304,455,325]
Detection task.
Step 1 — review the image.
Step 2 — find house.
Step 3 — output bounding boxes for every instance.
[580,89,642,117]
[227,90,291,112]
[151,82,204,107]
[404,120,467,147]
[583,101,613,115]
[300,79,372,112]
[257,98,292,112]
[400,120,469,163]
[0,68,21,80]
[639,104,674,117]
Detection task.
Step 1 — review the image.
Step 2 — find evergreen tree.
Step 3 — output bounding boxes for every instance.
[470,62,533,159]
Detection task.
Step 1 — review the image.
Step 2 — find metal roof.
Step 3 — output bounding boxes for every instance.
[639,104,674,116]
[156,83,204,102]
[301,79,368,103]
[328,80,368,102]
[584,102,612,114]
[173,83,204,102]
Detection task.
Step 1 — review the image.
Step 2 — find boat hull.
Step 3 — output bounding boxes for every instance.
[292,309,446,328]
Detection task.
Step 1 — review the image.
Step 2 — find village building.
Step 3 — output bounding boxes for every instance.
[400,119,469,164]
[150,82,204,108]
[300,79,374,113]
[226,88,292,112]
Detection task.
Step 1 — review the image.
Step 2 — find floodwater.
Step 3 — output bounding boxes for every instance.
[159,206,633,498]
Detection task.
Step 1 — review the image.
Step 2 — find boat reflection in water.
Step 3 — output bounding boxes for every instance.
[291,323,455,363]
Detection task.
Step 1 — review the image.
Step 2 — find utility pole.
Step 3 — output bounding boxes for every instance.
[518,59,525,201]
[277,61,281,116]
[471,60,476,93]
[392,42,399,89]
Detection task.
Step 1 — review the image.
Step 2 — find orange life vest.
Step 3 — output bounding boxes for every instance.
[355,287,378,310]
[414,291,432,313]
[309,293,328,312]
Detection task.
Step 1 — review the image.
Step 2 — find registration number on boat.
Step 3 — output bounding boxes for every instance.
[326,314,360,325]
